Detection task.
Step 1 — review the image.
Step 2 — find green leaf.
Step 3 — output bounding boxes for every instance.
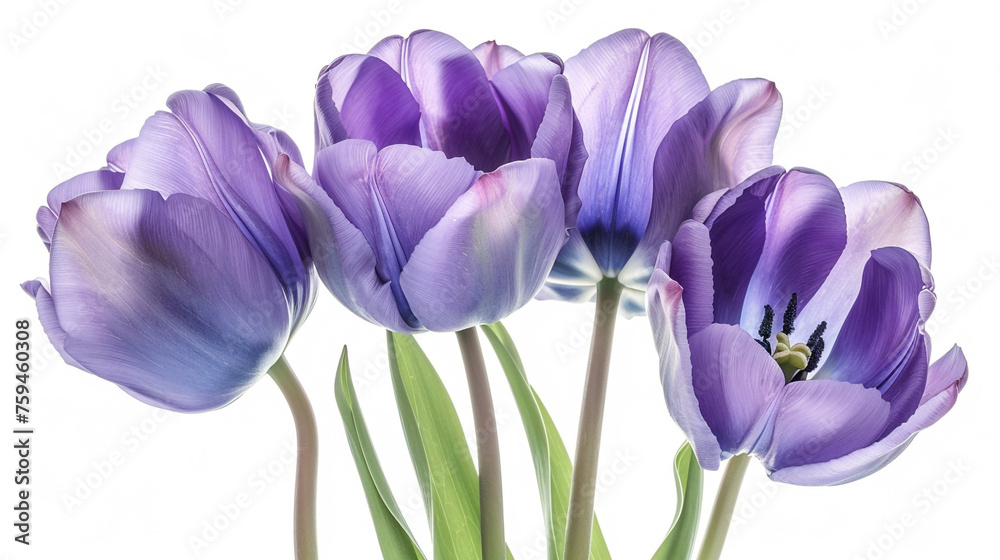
[389,332,513,560]
[650,443,703,560]
[334,347,427,560]
[480,322,612,560]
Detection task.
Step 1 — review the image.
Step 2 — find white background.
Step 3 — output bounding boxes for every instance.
[1,0,996,558]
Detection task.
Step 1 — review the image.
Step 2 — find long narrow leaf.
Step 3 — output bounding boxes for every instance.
[334,347,427,560]
[481,322,612,560]
[387,332,488,560]
[651,443,702,560]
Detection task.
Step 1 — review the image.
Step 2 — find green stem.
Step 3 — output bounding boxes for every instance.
[563,278,622,560]
[696,454,751,560]
[456,327,505,560]
[268,355,319,560]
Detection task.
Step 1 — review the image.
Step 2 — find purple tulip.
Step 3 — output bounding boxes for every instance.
[276,141,564,333]
[23,85,314,412]
[538,29,783,314]
[647,167,968,485]
[314,30,585,229]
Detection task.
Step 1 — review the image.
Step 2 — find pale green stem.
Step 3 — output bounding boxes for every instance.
[697,454,751,560]
[563,278,622,559]
[456,327,505,560]
[268,355,319,560]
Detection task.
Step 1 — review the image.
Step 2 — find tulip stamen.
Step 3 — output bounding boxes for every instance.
[756,305,775,353]
[781,292,798,336]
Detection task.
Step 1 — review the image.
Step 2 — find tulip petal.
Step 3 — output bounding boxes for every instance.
[666,221,715,335]
[276,154,416,334]
[758,380,890,473]
[370,30,510,171]
[739,169,847,333]
[121,90,307,308]
[817,247,925,388]
[490,53,563,161]
[568,29,710,275]
[538,229,603,303]
[688,324,786,458]
[703,171,781,325]
[21,280,85,371]
[622,79,782,288]
[42,189,290,412]
[648,247,722,469]
[794,181,930,353]
[768,348,966,485]
[37,170,124,245]
[472,41,525,78]
[315,54,422,151]
[400,158,563,331]
[531,74,586,229]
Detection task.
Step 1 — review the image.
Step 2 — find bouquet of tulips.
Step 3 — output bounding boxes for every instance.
[23,28,968,560]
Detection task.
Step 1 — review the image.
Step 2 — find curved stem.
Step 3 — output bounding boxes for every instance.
[564,278,622,560]
[456,327,505,560]
[268,355,319,560]
[696,454,751,560]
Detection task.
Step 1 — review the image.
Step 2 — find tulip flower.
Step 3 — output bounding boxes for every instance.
[315,29,584,227]
[546,29,783,558]
[538,28,783,312]
[647,166,968,558]
[23,85,319,559]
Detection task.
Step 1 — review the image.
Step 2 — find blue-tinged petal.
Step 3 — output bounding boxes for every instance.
[489,53,563,161]
[876,334,928,438]
[815,247,925,388]
[38,170,124,245]
[315,54,422,151]
[701,166,783,228]
[688,324,785,459]
[400,158,563,331]
[665,221,715,335]
[794,181,930,353]
[648,245,722,469]
[42,189,290,412]
[758,380,890,474]
[472,40,525,79]
[538,229,603,303]
[370,30,510,171]
[530,74,586,229]
[276,154,416,334]
[769,348,966,485]
[106,139,135,172]
[739,169,847,333]
[621,79,782,290]
[567,29,710,275]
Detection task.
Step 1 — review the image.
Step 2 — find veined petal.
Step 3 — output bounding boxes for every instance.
[621,79,782,288]
[315,54,422,151]
[38,170,124,245]
[688,324,785,458]
[769,348,966,485]
[568,29,710,275]
[648,246,722,469]
[758,380,890,473]
[276,155,416,333]
[816,247,925,388]
[490,53,563,161]
[739,168,847,333]
[43,189,290,412]
[370,30,510,171]
[666,221,715,335]
[539,228,603,302]
[400,158,563,331]
[795,181,930,353]
[530,74,586,229]
[472,40,525,78]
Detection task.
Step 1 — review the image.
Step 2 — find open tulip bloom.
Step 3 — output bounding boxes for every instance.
[648,166,968,557]
[20,26,970,560]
